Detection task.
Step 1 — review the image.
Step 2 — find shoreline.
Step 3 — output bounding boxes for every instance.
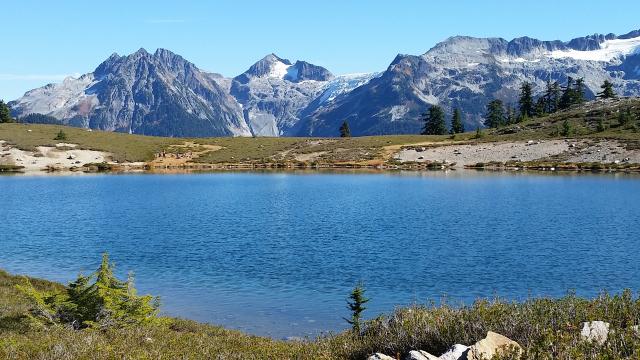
[3,160,640,175]
[3,267,640,359]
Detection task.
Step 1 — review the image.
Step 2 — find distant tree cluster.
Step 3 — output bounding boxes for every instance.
[421,106,465,135]
[0,100,14,123]
[340,120,351,138]
[483,79,618,128]
[20,113,62,125]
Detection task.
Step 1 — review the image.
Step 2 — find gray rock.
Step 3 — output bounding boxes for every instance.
[407,350,438,360]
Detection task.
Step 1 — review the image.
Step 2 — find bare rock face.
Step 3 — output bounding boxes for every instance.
[466,331,522,360]
[230,54,333,136]
[10,48,252,137]
[580,321,610,346]
[408,350,439,360]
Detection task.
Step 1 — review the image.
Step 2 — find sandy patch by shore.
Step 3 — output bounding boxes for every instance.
[0,141,110,171]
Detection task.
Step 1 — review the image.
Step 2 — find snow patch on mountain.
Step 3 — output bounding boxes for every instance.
[498,57,542,64]
[549,36,640,62]
[389,105,409,121]
[317,72,381,104]
[268,60,292,79]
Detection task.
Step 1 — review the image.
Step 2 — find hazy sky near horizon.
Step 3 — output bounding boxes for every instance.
[2,0,640,100]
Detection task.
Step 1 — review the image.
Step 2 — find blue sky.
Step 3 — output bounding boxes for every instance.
[2,0,640,100]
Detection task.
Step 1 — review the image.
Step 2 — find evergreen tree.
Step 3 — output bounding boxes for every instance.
[518,82,534,119]
[54,130,67,141]
[505,105,517,125]
[484,99,505,128]
[559,77,575,110]
[534,97,546,117]
[474,126,484,139]
[618,108,633,127]
[421,105,447,135]
[543,80,561,114]
[598,80,617,99]
[561,120,573,137]
[596,117,606,132]
[450,108,465,134]
[339,120,351,138]
[345,283,369,334]
[0,100,13,123]
[573,78,586,105]
[17,253,160,329]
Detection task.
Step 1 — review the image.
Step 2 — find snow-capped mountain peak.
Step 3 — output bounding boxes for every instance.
[10,29,640,138]
[548,36,640,62]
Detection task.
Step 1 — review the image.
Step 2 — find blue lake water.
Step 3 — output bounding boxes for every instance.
[1,171,640,338]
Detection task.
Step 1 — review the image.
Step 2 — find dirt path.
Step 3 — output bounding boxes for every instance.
[149,142,222,167]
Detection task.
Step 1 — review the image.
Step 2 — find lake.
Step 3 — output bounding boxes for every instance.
[1,170,640,338]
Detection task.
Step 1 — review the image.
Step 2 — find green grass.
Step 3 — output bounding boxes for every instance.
[0,123,181,163]
[1,98,639,167]
[4,269,640,359]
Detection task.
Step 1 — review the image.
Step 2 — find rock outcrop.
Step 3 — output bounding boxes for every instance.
[467,331,522,360]
[388,332,520,360]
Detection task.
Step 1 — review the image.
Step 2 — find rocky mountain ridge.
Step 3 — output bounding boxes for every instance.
[9,29,640,137]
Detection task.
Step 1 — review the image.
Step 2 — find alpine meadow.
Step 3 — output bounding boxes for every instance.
[2,1,640,359]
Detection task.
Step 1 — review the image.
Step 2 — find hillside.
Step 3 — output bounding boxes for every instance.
[1,97,639,172]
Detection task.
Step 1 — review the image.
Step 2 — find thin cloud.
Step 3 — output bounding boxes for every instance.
[0,73,81,81]
[144,19,187,24]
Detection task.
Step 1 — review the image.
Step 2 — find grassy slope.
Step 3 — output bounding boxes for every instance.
[0,270,333,359]
[481,98,640,143]
[4,269,640,359]
[2,98,638,167]
[0,124,181,163]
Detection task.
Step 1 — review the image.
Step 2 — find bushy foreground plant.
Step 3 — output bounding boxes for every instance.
[16,253,161,329]
[330,290,640,360]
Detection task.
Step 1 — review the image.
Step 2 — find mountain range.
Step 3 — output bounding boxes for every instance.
[9,29,640,137]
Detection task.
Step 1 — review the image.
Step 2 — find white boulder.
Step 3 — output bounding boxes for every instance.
[580,321,610,346]
[368,353,396,360]
[439,344,469,360]
[407,350,438,360]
